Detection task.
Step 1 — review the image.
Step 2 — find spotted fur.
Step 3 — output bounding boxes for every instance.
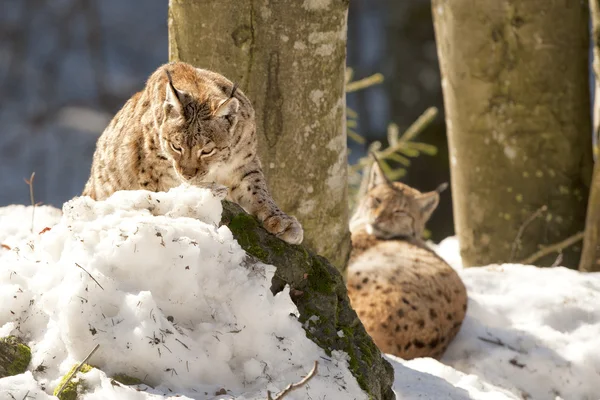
[83,61,303,244]
[347,157,467,359]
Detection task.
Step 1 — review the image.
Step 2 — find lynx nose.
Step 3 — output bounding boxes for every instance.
[181,168,198,180]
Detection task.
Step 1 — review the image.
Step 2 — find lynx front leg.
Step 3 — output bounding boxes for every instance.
[230,164,303,245]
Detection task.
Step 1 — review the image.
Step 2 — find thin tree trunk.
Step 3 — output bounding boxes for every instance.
[580,0,600,272]
[431,1,593,268]
[168,0,351,272]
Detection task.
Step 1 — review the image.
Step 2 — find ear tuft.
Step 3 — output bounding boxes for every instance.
[214,97,240,118]
[435,182,449,194]
[367,152,393,191]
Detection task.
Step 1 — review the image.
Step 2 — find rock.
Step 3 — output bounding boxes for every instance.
[220,201,395,400]
[111,373,146,387]
[0,336,31,378]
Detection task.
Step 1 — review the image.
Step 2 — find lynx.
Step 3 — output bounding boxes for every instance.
[347,156,467,359]
[83,61,303,244]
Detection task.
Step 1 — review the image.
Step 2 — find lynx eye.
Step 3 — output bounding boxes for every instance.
[372,197,382,206]
[200,148,216,157]
[170,143,182,153]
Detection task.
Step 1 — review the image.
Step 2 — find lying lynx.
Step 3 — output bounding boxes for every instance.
[83,61,303,244]
[347,156,467,359]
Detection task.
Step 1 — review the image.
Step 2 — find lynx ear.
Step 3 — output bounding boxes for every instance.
[214,97,240,118]
[416,191,440,223]
[367,152,393,190]
[164,70,186,118]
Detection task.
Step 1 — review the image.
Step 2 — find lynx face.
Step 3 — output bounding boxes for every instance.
[159,70,240,183]
[350,159,444,240]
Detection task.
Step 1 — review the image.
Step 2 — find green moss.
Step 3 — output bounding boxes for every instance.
[226,213,269,260]
[220,200,394,399]
[111,373,144,386]
[54,364,93,400]
[1,336,31,377]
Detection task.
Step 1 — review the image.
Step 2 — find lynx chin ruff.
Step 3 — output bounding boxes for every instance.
[347,156,467,360]
[83,61,303,244]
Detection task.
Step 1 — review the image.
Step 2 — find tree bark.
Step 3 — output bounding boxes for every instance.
[431,0,593,268]
[168,1,351,272]
[580,0,600,272]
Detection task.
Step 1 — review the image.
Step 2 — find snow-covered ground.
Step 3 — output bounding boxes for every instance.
[0,188,599,399]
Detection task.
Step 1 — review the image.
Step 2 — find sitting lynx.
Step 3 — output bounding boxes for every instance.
[83,61,302,244]
[347,156,467,360]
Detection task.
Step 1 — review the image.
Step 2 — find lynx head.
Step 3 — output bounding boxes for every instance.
[350,154,446,240]
[157,63,240,183]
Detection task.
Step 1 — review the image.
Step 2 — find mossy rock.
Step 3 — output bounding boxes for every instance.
[221,201,395,400]
[54,363,93,400]
[0,336,31,378]
[111,373,145,386]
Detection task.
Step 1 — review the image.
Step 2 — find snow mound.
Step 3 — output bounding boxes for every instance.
[0,186,365,399]
[435,237,600,400]
[0,205,62,251]
[387,355,518,400]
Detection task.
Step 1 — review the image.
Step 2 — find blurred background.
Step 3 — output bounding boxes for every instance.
[0,0,452,241]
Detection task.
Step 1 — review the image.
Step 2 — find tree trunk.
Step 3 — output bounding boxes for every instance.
[431,1,593,268]
[580,0,600,272]
[168,0,351,272]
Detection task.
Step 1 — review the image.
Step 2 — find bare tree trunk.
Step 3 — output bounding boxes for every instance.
[431,0,593,268]
[580,0,600,272]
[168,0,351,272]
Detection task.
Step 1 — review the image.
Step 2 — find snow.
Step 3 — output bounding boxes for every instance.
[0,186,365,399]
[1,192,599,400]
[430,237,600,400]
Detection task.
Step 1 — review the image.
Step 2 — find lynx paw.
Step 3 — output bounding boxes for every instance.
[263,213,304,245]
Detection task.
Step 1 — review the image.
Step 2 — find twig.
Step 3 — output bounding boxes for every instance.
[477,336,526,354]
[267,361,318,400]
[510,205,547,261]
[24,172,35,233]
[75,263,104,290]
[350,107,438,173]
[550,253,563,268]
[55,344,100,397]
[519,231,585,265]
[398,106,438,143]
[346,73,384,93]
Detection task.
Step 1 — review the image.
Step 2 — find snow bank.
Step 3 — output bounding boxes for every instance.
[435,237,600,400]
[2,194,599,400]
[0,186,365,399]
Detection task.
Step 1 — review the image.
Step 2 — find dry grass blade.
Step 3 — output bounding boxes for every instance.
[24,172,35,233]
[55,344,100,397]
[75,263,104,290]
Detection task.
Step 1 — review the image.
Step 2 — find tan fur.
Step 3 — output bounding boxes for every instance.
[347,159,467,360]
[83,61,302,244]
